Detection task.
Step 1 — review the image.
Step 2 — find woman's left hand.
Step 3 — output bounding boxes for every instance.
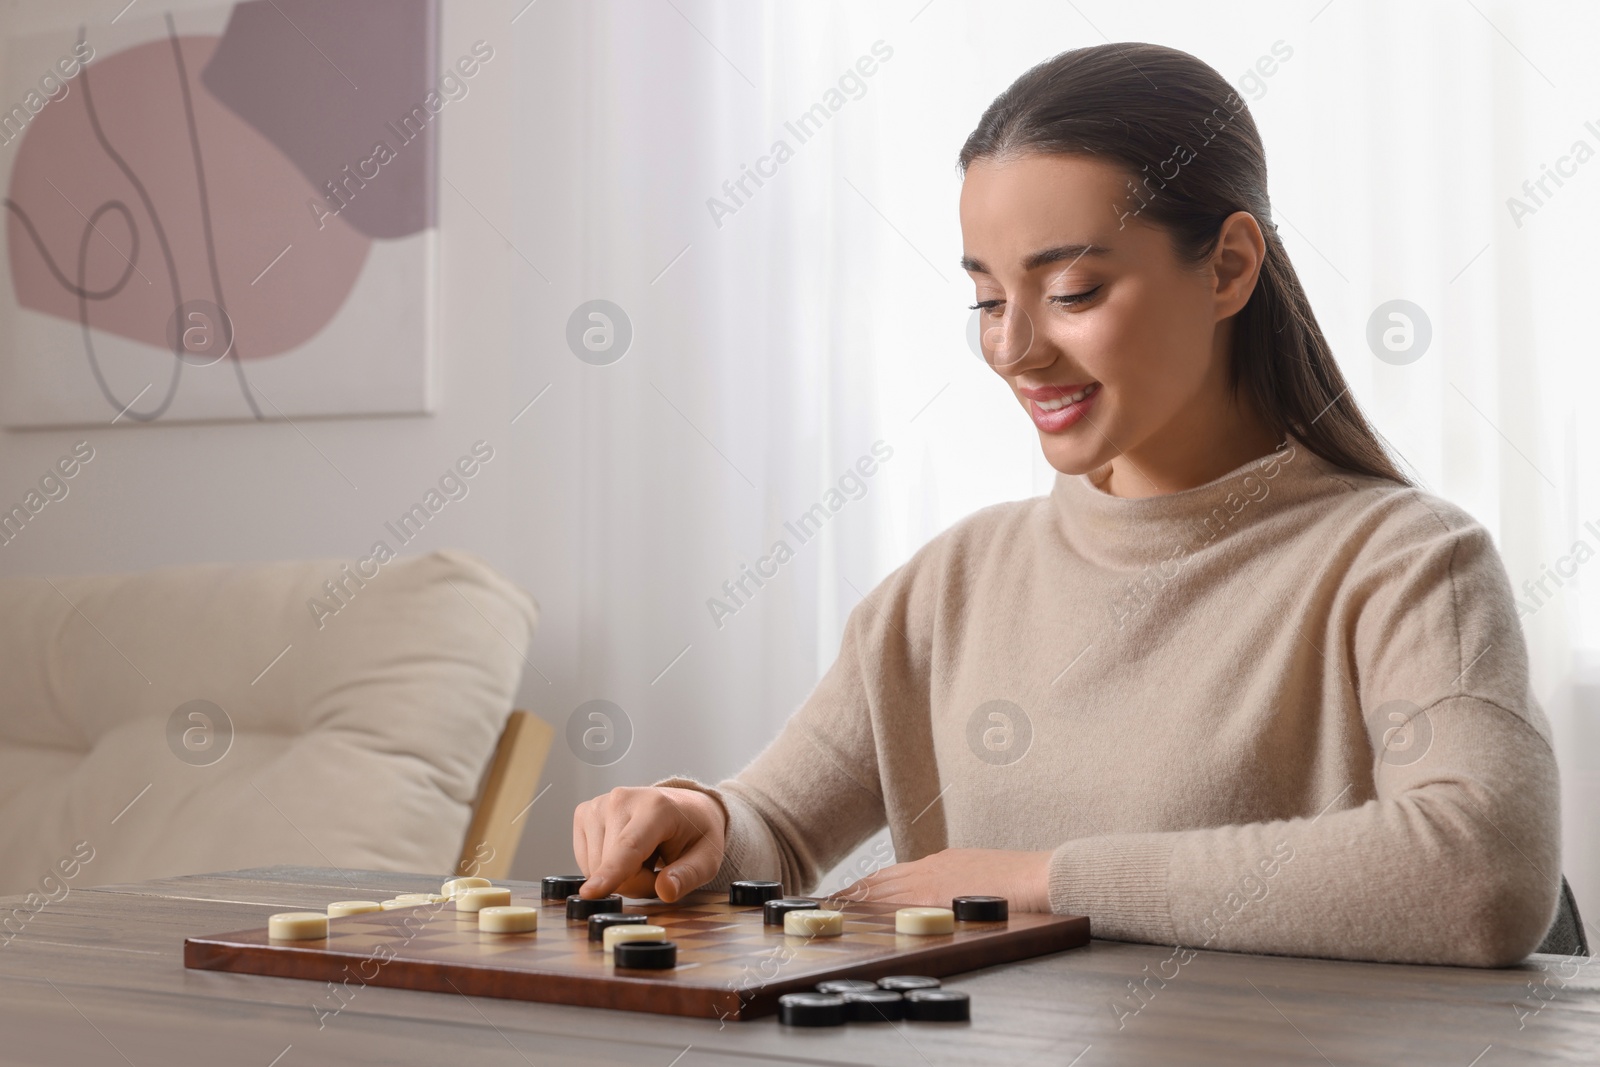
[837,848,1054,912]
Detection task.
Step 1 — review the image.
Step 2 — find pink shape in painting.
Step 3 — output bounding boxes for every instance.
[5,35,371,360]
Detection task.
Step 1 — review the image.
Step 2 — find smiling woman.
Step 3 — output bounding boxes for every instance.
[567,42,1572,968]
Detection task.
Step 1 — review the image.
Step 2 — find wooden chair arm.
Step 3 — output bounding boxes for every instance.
[457,710,554,879]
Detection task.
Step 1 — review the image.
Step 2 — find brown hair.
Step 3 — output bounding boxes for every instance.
[958,42,1413,486]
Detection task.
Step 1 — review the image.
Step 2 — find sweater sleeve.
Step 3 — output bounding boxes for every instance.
[1047,508,1564,967]
[657,548,940,895]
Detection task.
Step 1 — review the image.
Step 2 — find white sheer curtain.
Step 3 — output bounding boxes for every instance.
[511,0,911,846]
[515,0,1596,916]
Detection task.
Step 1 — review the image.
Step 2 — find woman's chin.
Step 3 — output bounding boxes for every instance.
[1037,437,1110,478]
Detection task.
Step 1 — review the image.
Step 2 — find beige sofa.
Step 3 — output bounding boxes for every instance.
[0,549,538,895]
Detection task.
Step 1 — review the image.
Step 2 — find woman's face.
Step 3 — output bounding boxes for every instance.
[958,151,1262,490]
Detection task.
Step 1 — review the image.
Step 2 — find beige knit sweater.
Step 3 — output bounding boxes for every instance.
[662,435,1562,967]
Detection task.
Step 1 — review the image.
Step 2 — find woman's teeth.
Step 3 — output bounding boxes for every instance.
[1034,382,1100,412]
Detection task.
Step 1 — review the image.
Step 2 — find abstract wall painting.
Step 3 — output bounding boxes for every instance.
[0,0,439,426]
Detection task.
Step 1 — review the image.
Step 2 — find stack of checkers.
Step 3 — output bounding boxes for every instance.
[550,876,682,969]
[778,976,970,1026]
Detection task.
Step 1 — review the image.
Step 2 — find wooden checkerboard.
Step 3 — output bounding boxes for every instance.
[184,891,1090,1020]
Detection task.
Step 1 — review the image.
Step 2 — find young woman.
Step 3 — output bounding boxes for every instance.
[571,43,1562,966]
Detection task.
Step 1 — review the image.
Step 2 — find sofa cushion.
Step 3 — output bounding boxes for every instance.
[0,549,537,895]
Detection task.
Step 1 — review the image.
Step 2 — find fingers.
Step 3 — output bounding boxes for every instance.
[572,800,592,876]
[836,865,887,901]
[655,832,722,902]
[838,863,920,905]
[573,798,608,882]
[613,867,663,899]
[580,789,676,898]
[614,844,668,898]
[591,817,668,892]
[572,786,729,902]
[857,882,922,905]
[836,876,884,904]
[582,802,609,882]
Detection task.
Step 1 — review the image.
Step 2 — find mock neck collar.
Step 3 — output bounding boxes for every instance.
[1049,433,1340,570]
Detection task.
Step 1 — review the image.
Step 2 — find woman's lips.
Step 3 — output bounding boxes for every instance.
[1025,381,1101,433]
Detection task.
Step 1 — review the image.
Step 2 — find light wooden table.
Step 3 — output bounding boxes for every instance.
[2,866,1596,1065]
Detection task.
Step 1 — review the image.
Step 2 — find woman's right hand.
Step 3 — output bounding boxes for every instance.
[571,786,728,903]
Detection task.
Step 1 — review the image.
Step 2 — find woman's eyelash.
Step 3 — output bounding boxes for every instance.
[968,286,1102,311]
[1054,286,1102,305]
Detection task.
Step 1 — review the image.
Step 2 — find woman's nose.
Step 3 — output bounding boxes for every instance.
[984,303,1041,373]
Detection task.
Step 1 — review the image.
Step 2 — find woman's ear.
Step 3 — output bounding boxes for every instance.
[1210,210,1267,320]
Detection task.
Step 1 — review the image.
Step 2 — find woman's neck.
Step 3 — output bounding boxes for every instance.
[1095,397,1284,499]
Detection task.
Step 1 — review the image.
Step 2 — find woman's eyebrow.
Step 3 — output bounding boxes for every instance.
[960,243,1112,274]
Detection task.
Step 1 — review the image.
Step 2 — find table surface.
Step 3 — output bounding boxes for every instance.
[1,866,1596,1066]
